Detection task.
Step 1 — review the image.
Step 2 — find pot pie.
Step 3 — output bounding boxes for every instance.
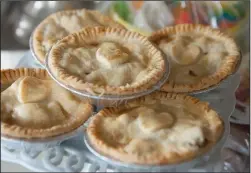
[1,68,93,139]
[47,27,166,96]
[149,24,240,93]
[87,92,224,165]
[32,9,123,64]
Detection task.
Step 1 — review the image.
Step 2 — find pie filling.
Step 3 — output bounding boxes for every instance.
[59,42,150,87]
[95,100,213,157]
[1,76,82,129]
[158,34,227,84]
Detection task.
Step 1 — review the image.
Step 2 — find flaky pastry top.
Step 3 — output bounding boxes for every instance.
[32,9,123,64]
[149,24,240,93]
[87,92,224,165]
[48,27,166,95]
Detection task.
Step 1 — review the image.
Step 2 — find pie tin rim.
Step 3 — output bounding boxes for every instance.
[1,124,85,146]
[29,32,46,68]
[45,46,171,101]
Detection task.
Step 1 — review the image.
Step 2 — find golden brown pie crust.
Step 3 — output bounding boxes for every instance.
[32,9,124,64]
[149,24,240,93]
[1,68,93,140]
[47,26,166,96]
[87,92,224,165]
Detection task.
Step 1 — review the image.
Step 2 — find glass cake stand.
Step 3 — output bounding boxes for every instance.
[1,51,243,172]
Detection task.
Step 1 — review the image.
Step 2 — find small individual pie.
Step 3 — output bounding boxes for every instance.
[149,24,240,93]
[32,9,123,64]
[87,92,224,165]
[1,68,93,139]
[47,27,166,95]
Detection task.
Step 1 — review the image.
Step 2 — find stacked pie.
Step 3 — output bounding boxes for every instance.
[87,92,223,165]
[1,8,241,167]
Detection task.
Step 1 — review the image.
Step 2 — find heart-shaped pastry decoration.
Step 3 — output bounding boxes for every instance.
[87,92,224,165]
[149,24,240,93]
[168,125,205,149]
[160,38,202,66]
[139,110,174,133]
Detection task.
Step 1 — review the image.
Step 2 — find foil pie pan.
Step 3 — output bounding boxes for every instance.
[1,124,86,152]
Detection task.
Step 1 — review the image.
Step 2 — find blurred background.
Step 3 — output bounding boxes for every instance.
[1,1,249,50]
[1,1,95,49]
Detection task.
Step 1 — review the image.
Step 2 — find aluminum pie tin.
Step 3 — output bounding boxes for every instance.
[83,103,231,172]
[45,47,170,103]
[29,31,46,68]
[1,125,85,151]
[189,51,242,95]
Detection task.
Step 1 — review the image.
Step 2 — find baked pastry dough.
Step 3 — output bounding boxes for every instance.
[1,68,93,139]
[149,24,240,93]
[32,9,123,64]
[87,92,224,165]
[47,27,166,95]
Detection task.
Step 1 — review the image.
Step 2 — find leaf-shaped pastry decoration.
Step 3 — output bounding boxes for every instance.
[193,37,212,52]
[13,103,51,128]
[138,109,174,133]
[73,48,93,61]
[104,65,133,86]
[47,101,67,123]
[85,70,106,85]
[124,139,161,155]
[18,77,50,104]
[168,125,205,148]
[202,52,225,69]
[96,42,129,68]
[170,44,201,65]
[116,113,134,125]
[60,15,84,33]
[159,37,202,66]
